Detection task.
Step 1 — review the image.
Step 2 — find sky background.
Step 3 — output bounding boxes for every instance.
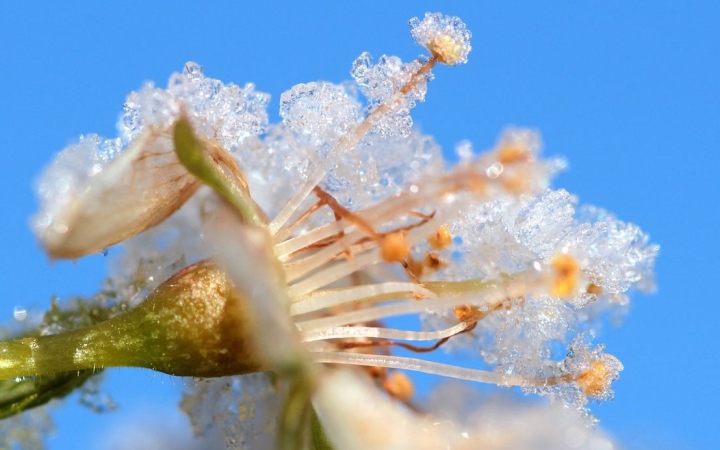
[1,1,718,449]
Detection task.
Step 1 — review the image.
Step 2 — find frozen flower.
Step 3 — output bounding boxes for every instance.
[11,11,657,450]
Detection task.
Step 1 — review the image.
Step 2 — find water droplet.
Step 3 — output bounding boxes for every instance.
[486,162,504,179]
[13,306,27,321]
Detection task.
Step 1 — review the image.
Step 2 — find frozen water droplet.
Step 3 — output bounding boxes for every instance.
[455,140,474,161]
[13,306,27,321]
[486,162,504,178]
[183,61,204,79]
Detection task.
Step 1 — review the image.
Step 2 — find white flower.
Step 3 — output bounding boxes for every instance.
[31,12,656,449]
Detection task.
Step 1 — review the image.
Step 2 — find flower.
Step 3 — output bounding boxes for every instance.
[23,12,657,449]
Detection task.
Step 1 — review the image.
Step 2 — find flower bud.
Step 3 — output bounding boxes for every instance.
[0,260,266,379]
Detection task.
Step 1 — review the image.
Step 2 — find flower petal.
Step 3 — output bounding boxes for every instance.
[312,369,463,450]
[35,126,200,258]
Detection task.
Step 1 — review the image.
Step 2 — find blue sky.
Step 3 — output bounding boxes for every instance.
[1,2,718,449]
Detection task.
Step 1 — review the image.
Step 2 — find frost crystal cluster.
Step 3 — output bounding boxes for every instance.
[12,12,656,450]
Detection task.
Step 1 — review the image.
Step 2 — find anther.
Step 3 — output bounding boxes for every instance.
[383,371,415,403]
[380,232,411,263]
[428,224,452,250]
[551,254,581,298]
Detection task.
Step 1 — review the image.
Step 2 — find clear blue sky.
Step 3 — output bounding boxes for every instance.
[1,2,718,449]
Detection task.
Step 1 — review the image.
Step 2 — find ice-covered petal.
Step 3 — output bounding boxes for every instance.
[33,126,201,258]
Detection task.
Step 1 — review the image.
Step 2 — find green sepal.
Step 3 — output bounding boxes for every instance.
[277,375,314,450]
[310,407,335,450]
[173,115,267,227]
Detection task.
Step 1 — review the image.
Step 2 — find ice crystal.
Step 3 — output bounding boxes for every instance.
[180,374,285,449]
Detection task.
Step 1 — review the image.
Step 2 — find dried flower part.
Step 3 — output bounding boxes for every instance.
[173,115,267,228]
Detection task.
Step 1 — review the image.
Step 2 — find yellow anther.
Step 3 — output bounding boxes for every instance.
[551,254,581,298]
[497,145,530,165]
[501,172,528,193]
[586,283,603,296]
[429,35,464,65]
[453,304,479,321]
[383,371,415,402]
[576,357,615,398]
[380,232,411,263]
[428,224,452,250]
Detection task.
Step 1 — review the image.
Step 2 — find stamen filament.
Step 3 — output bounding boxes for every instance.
[296,280,530,332]
[290,282,435,316]
[309,352,528,387]
[288,249,383,297]
[300,319,476,343]
[269,57,438,235]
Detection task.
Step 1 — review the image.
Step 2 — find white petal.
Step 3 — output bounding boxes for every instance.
[210,199,308,375]
[35,127,200,258]
[312,369,465,450]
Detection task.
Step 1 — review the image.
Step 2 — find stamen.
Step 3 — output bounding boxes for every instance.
[551,254,581,298]
[586,283,603,296]
[273,198,325,244]
[497,144,531,165]
[309,352,528,387]
[288,249,384,297]
[276,220,345,260]
[382,371,414,402]
[296,280,530,333]
[300,319,477,343]
[427,224,452,250]
[269,57,438,235]
[575,354,621,399]
[379,232,410,263]
[290,282,435,316]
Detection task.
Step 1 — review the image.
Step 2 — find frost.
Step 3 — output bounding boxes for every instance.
[32,135,123,239]
[280,81,362,147]
[180,374,285,449]
[351,52,431,137]
[120,62,270,150]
